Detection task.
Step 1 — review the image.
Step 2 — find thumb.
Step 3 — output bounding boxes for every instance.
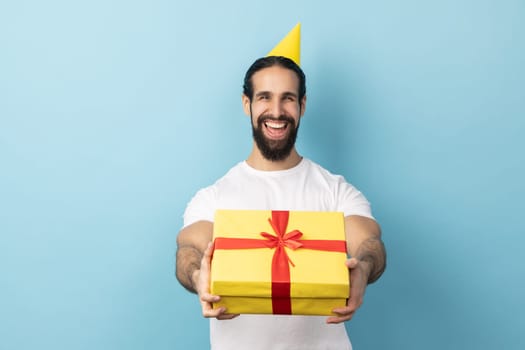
[345,257,359,269]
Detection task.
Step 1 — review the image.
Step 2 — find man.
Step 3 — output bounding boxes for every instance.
[176,55,386,349]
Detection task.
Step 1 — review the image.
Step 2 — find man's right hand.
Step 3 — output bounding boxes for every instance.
[195,242,239,320]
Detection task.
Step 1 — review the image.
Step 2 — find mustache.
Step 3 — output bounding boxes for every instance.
[258,114,296,125]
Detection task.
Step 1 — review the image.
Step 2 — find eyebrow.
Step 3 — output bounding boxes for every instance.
[255,91,271,98]
[254,91,298,98]
[281,91,298,99]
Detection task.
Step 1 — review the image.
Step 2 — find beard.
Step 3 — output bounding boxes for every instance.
[251,114,299,162]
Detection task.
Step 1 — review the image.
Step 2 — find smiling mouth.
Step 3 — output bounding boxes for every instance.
[263,119,289,139]
[265,120,287,129]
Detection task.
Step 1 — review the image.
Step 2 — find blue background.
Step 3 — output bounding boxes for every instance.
[1,0,524,349]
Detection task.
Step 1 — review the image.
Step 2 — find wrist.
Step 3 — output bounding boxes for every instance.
[356,256,375,283]
[190,269,200,294]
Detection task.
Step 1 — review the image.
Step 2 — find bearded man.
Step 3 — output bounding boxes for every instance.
[175,55,386,350]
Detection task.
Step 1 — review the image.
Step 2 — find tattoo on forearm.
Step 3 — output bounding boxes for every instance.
[355,237,387,284]
[176,244,203,293]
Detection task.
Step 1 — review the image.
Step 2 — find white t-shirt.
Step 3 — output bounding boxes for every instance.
[183,158,374,350]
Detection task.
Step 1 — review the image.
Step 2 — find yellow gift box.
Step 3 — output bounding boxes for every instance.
[210,210,350,315]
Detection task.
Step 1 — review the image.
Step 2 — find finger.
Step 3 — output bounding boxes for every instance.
[204,241,214,258]
[202,303,239,320]
[200,294,222,315]
[326,309,355,324]
[326,315,352,324]
[327,298,361,324]
[331,305,355,315]
[345,257,359,269]
[217,313,240,320]
[200,290,220,301]
[203,306,227,318]
[200,242,214,271]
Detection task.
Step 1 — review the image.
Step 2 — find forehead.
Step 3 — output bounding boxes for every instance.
[251,66,300,94]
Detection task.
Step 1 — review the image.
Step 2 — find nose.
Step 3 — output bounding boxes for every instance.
[270,99,284,117]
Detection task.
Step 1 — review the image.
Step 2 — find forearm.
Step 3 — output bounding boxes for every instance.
[345,215,387,284]
[175,220,214,293]
[353,236,386,284]
[175,244,202,293]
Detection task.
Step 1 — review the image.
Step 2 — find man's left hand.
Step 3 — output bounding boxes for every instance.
[326,257,370,324]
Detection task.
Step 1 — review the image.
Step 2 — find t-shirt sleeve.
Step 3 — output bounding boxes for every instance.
[182,186,217,228]
[336,177,374,219]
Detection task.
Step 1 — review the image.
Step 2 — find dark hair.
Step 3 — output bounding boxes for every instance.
[243,56,306,101]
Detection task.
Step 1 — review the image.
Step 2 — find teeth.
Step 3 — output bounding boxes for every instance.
[265,121,285,129]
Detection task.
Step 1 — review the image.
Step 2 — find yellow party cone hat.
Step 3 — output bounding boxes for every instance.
[267,22,301,66]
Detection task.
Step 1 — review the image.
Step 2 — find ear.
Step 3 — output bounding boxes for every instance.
[299,95,307,117]
[242,94,251,116]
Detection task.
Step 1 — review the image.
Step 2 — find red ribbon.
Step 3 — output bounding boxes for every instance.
[213,210,347,314]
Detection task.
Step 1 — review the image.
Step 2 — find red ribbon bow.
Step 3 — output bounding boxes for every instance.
[213,210,346,314]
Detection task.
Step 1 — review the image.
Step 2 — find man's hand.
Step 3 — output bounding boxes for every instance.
[195,242,239,320]
[326,257,370,324]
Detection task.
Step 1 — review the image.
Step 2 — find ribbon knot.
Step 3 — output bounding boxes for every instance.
[261,213,304,267]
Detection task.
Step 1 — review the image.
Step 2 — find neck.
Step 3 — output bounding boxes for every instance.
[246,143,302,171]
